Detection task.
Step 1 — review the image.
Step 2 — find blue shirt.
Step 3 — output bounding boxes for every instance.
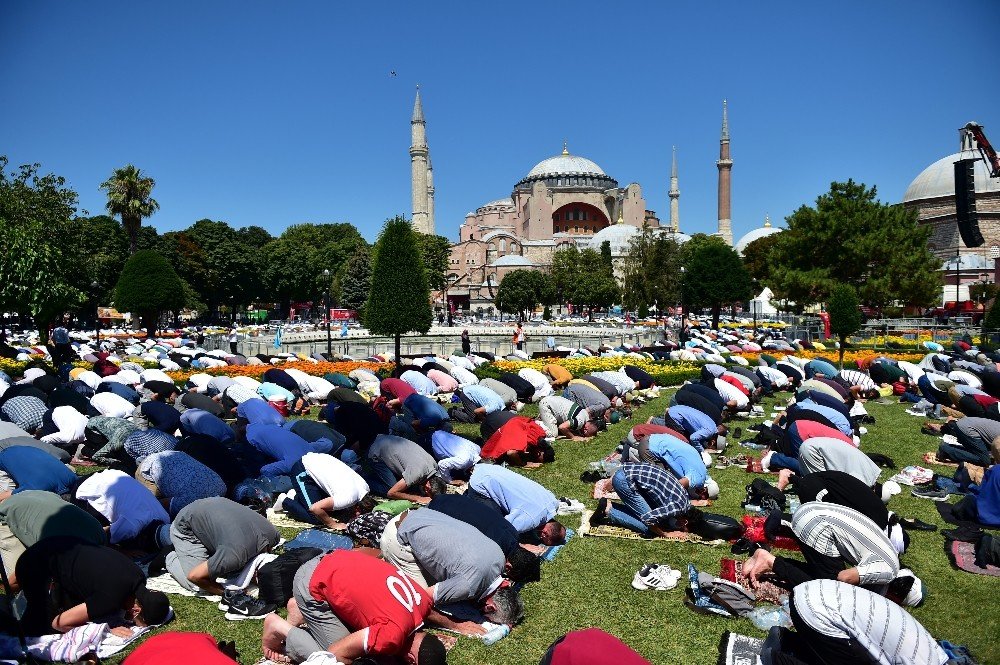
[469,464,557,533]
[180,409,235,443]
[140,401,181,434]
[401,370,438,396]
[236,398,285,425]
[647,434,706,489]
[794,400,853,437]
[461,384,505,414]
[666,405,716,453]
[246,423,328,476]
[0,446,78,495]
[257,382,295,403]
[404,393,449,428]
[96,382,140,405]
[805,359,838,379]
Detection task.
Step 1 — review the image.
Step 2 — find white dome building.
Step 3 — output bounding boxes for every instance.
[735,216,782,255]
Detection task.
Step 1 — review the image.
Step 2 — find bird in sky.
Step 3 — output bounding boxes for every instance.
[389,70,396,77]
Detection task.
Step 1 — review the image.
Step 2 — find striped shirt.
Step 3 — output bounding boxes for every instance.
[124,428,178,462]
[224,383,257,405]
[793,580,947,665]
[621,463,691,526]
[791,502,899,585]
[839,369,876,391]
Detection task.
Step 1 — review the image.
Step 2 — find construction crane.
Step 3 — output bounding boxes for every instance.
[964,122,1000,178]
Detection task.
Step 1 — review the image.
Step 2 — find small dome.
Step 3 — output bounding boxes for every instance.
[661,229,692,244]
[478,197,514,211]
[491,254,535,268]
[904,152,1000,203]
[591,223,640,256]
[942,254,990,271]
[735,217,782,255]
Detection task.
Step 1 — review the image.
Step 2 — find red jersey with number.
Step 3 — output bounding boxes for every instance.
[309,549,432,655]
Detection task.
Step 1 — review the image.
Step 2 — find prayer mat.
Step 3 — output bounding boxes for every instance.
[284,529,354,551]
[541,528,575,562]
[27,609,174,661]
[717,631,764,665]
[593,478,618,500]
[578,511,727,546]
[267,509,317,531]
[445,482,467,495]
[945,538,1000,577]
[145,573,221,602]
[923,452,959,468]
[936,501,1000,530]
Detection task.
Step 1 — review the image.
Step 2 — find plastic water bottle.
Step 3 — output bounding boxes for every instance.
[747,602,791,630]
[481,624,511,645]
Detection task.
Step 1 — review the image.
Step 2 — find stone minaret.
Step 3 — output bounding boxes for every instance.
[716,99,733,245]
[668,145,680,232]
[426,154,435,233]
[410,86,431,234]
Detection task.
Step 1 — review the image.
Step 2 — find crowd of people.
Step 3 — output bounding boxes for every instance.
[0,323,993,664]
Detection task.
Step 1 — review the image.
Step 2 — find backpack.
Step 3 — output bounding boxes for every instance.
[743,478,786,512]
[257,547,323,606]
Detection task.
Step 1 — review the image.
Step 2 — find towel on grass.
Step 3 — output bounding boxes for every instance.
[541,528,575,562]
[717,631,764,665]
[26,609,173,661]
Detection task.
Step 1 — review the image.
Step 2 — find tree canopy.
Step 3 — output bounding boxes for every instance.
[365,216,432,359]
[826,284,862,367]
[622,228,683,316]
[340,245,373,320]
[740,232,782,288]
[495,269,555,320]
[414,233,452,293]
[681,234,752,329]
[113,250,185,337]
[100,164,159,254]
[768,180,938,309]
[551,246,619,319]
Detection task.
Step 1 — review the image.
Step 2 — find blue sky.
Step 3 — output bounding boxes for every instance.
[2,1,998,244]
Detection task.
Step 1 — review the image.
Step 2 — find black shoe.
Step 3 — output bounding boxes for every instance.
[580,470,602,482]
[220,590,276,620]
[899,518,938,532]
[763,510,783,541]
[942,525,984,543]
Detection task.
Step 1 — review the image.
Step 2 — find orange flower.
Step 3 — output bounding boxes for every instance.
[165,360,391,383]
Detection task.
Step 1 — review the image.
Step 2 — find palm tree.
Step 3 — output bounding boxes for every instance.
[100,165,160,254]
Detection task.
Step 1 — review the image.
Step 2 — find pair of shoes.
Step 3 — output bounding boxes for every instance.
[714,456,732,470]
[219,589,277,620]
[898,517,937,532]
[632,564,681,590]
[730,537,761,555]
[580,470,602,482]
[911,486,951,501]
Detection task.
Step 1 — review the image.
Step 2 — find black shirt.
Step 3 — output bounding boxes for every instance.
[180,392,226,418]
[327,402,385,450]
[497,372,536,402]
[480,410,517,442]
[428,494,519,555]
[175,435,248,492]
[141,401,182,434]
[622,365,655,389]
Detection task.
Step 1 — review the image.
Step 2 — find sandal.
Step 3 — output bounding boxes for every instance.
[715,456,732,470]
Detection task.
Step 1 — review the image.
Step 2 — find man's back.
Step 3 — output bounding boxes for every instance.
[428,494,519,554]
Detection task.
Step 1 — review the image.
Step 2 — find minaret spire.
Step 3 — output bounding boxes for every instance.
[716,99,733,245]
[668,146,680,232]
[409,85,431,234]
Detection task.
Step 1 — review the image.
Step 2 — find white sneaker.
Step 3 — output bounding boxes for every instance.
[632,564,681,591]
[760,450,774,472]
[272,492,289,513]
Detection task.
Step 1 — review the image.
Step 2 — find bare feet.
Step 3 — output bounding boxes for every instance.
[261,612,293,663]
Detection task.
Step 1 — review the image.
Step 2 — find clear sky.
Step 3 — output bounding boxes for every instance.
[2,1,998,244]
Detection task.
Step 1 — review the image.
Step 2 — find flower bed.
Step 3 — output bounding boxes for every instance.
[164,360,390,383]
[486,357,703,386]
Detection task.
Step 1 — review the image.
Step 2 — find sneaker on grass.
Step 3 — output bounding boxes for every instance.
[632,564,681,591]
[219,589,276,620]
[910,486,950,502]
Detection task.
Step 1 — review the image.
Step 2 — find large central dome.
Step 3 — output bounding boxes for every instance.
[526,153,606,179]
[516,145,618,192]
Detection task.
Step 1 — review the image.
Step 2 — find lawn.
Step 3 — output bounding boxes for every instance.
[103,391,1000,665]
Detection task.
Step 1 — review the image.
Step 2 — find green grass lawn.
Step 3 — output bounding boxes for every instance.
[103,392,1000,665]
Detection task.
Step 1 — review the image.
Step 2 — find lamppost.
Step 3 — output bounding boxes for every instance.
[322,269,332,358]
[678,266,687,344]
[90,281,101,348]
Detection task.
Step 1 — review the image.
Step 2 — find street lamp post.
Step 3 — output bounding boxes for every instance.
[678,266,687,344]
[90,281,101,348]
[322,269,332,358]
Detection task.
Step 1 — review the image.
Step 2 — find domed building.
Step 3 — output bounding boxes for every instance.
[735,215,782,255]
[903,129,1000,265]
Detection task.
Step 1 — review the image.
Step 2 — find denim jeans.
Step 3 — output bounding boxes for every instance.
[768,452,800,474]
[606,469,652,535]
[361,457,398,497]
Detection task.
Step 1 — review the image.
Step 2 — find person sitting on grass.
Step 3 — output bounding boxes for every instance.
[536,395,599,441]
[362,434,446,505]
[260,550,458,664]
[589,463,704,538]
[17,536,171,636]
[467,464,567,549]
[165,497,279,620]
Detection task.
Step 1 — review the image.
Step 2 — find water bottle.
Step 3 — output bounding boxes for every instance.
[747,603,791,630]
[481,624,511,645]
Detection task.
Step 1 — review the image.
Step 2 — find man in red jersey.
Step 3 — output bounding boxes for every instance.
[262,549,481,664]
[538,628,651,664]
[124,632,238,664]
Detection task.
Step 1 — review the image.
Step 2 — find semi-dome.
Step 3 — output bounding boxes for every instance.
[904,152,1000,203]
[735,216,782,255]
[591,222,640,256]
[491,254,535,268]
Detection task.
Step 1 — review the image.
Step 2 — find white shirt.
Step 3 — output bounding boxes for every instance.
[104,369,141,386]
[301,452,368,510]
[519,367,553,400]
[896,361,923,383]
[75,469,170,543]
[140,369,173,385]
[90,392,136,419]
[233,376,262,390]
[714,378,748,408]
[430,431,481,481]
[756,365,789,388]
[40,406,88,445]
[75,371,102,391]
[448,355,476,372]
[450,366,479,387]
[793,580,947,665]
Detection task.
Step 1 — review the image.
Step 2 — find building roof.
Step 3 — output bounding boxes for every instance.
[590,222,640,256]
[904,151,1000,203]
[490,254,535,268]
[735,217,782,255]
[525,147,607,179]
[477,198,515,211]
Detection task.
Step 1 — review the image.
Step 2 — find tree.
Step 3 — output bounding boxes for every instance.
[769,180,938,308]
[982,299,1000,346]
[599,240,613,270]
[826,284,862,368]
[0,157,84,342]
[365,216,432,360]
[681,234,752,329]
[622,228,683,316]
[495,269,555,320]
[260,238,317,316]
[113,250,184,337]
[340,246,372,321]
[551,245,581,308]
[100,164,160,254]
[551,246,618,320]
[415,233,452,293]
[740,232,782,287]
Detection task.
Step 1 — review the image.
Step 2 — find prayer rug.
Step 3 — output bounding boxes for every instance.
[578,511,727,546]
[945,538,1000,577]
[266,509,317,531]
[923,452,959,468]
[541,528,575,562]
[717,631,764,665]
[593,478,618,500]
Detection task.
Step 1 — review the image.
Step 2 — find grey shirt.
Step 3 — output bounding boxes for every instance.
[172,496,279,577]
[563,383,611,417]
[396,508,504,605]
[368,435,438,487]
[479,378,518,407]
[957,417,1000,444]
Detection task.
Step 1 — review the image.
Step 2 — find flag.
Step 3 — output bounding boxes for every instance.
[273,325,283,349]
